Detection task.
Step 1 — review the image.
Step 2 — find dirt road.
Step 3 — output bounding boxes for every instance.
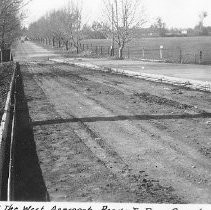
[12,41,211,203]
[18,60,211,203]
[13,41,58,61]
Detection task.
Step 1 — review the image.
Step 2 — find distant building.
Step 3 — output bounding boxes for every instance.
[181,30,188,35]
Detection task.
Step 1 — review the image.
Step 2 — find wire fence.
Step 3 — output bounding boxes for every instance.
[39,39,211,65]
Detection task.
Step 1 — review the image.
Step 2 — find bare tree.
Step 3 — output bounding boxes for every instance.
[154,17,166,37]
[193,11,208,35]
[199,11,208,31]
[103,0,145,59]
[60,1,83,53]
[0,0,30,50]
[28,0,84,53]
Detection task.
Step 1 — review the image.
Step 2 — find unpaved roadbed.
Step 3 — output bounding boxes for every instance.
[21,61,211,203]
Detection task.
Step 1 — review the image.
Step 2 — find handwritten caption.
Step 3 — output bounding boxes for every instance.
[0,203,209,210]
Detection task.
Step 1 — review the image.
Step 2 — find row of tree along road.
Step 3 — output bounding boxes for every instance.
[0,0,27,62]
[28,0,143,59]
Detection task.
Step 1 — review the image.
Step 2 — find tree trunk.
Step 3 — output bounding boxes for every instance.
[1,20,6,50]
[118,46,124,59]
[65,41,68,51]
[76,46,79,54]
[52,38,55,47]
[110,45,114,56]
[58,40,61,48]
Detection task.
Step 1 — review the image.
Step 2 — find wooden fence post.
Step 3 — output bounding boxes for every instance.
[199,51,202,64]
[179,49,182,64]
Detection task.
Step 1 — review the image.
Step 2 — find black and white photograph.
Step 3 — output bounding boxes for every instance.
[0,0,211,205]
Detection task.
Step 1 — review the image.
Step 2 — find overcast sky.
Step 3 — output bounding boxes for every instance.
[23,0,211,28]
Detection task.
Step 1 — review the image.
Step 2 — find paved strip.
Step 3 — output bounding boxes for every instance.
[75,58,211,82]
[50,58,211,92]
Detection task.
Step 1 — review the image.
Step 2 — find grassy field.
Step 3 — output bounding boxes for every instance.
[82,36,211,64]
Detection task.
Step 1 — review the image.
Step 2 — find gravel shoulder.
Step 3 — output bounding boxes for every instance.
[21,61,211,203]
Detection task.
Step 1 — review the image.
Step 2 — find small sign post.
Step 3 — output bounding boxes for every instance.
[160,45,163,59]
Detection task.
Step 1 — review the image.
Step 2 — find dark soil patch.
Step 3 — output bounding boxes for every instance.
[199,147,211,158]
[134,92,194,110]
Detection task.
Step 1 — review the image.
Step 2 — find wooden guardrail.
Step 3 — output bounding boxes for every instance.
[0,62,18,200]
